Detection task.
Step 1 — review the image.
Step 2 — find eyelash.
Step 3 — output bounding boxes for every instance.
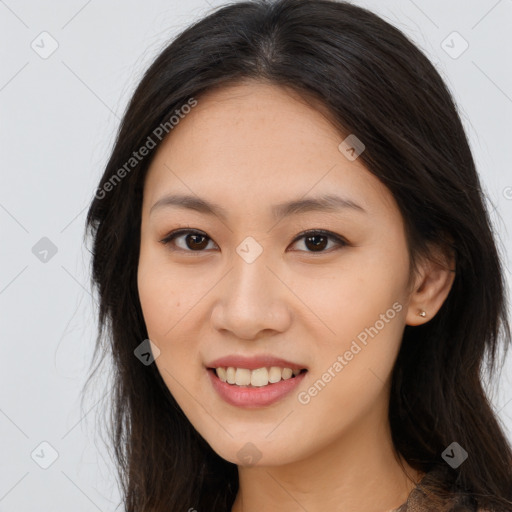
[159,228,348,255]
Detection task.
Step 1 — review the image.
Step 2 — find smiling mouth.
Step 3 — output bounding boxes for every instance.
[207,367,308,387]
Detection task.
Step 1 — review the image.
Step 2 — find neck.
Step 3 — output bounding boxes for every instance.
[231,405,423,512]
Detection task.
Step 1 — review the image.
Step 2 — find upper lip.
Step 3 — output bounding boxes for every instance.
[206,355,308,371]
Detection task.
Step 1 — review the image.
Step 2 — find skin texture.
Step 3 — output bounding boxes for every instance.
[137,81,455,512]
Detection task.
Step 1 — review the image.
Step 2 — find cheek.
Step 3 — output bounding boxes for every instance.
[137,245,206,382]
[292,247,408,345]
[137,244,189,341]
[295,247,408,407]
[137,272,174,341]
[296,299,406,444]
[137,259,204,423]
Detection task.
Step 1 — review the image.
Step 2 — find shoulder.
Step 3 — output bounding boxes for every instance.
[405,467,496,512]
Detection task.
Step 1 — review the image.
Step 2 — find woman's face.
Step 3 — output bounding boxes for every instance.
[138,81,418,466]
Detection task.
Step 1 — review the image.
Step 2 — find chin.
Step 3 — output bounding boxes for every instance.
[203,431,305,467]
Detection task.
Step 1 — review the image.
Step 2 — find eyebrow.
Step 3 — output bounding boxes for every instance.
[149,193,367,221]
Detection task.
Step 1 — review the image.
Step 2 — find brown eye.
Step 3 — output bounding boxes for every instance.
[160,229,216,252]
[160,228,347,254]
[183,233,210,250]
[303,234,329,251]
[289,230,347,253]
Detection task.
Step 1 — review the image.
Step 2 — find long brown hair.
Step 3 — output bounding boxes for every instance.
[84,0,512,510]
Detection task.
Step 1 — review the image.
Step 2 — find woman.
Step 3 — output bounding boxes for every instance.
[85,0,512,510]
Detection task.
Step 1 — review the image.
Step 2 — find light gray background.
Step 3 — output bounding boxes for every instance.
[1,0,511,510]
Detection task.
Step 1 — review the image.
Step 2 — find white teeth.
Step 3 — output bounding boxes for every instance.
[282,368,293,380]
[268,366,282,383]
[283,368,293,380]
[250,367,269,387]
[214,366,303,387]
[216,367,227,382]
[235,368,251,386]
[226,367,236,384]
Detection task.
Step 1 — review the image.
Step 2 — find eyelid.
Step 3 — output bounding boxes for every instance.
[159,228,348,253]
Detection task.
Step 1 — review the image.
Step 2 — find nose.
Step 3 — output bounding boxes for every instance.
[210,255,292,340]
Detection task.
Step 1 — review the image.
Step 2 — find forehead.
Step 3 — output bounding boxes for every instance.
[143,81,399,220]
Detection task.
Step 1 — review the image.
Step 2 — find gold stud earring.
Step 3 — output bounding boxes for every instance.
[418,310,426,317]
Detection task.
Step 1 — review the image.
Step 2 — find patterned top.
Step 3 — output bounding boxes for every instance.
[388,465,483,512]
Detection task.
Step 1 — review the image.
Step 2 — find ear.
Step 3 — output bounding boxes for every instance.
[405,244,456,326]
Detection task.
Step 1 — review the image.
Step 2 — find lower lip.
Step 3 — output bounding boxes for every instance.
[207,369,307,408]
